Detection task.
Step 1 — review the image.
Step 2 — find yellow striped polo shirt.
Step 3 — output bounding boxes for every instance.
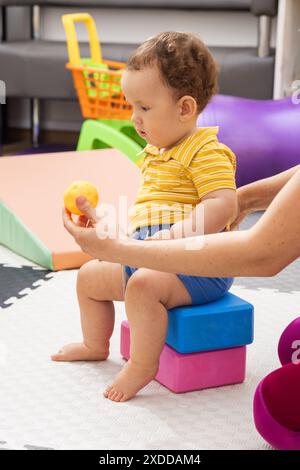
[128,127,237,233]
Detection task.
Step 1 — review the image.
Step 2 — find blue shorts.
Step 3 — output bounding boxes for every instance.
[124,224,234,305]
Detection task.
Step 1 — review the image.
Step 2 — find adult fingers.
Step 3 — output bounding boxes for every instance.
[76,196,97,224]
[77,215,90,227]
[62,207,78,236]
[230,212,246,230]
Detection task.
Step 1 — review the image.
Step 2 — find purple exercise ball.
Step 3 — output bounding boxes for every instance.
[278,317,300,366]
[198,95,300,187]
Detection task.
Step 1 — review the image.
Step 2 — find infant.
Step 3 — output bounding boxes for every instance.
[52,32,238,402]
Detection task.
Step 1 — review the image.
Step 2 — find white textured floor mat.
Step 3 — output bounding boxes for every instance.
[0,243,299,450]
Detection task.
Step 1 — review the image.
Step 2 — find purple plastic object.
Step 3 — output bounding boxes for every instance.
[254,369,300,450]
[278,317,300,366]
[198,95,300,187]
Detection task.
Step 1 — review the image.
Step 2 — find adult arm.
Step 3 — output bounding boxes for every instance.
[234,164,300,227]
[65,166,300,278]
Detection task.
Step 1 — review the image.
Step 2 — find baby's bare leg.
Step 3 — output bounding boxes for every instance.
[104,269,192,402]
[51,260,124,362]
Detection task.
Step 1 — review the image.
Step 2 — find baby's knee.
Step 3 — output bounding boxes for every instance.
[77,259,100,291]
[125,269,154,298]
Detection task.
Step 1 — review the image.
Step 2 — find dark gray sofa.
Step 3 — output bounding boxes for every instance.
[0,0,278,145]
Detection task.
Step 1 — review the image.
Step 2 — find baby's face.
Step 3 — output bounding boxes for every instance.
[121,67,186,149]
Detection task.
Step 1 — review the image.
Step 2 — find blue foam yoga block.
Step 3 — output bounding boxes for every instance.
[166,292,254,353]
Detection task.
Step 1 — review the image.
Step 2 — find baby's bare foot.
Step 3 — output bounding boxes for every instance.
[51,342,109,362]
[103,359,158,402]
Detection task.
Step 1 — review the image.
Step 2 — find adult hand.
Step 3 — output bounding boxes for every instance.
[62,196,116,260]
[230,187,251,230]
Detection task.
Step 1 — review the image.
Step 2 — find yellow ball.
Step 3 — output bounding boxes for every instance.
[63,180,99,216]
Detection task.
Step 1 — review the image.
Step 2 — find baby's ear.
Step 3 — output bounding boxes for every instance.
[178,95,197,121]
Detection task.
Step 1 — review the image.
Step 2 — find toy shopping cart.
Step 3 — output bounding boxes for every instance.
[62,13,145,163]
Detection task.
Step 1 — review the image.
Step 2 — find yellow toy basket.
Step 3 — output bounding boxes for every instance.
[62,13,132,120]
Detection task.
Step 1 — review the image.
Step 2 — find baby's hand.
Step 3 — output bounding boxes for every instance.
[145,229,173,241]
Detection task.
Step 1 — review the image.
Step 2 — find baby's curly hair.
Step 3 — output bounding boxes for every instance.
[126,31,219,114]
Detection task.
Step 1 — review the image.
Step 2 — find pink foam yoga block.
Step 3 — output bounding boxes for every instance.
[120,321,246,393]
